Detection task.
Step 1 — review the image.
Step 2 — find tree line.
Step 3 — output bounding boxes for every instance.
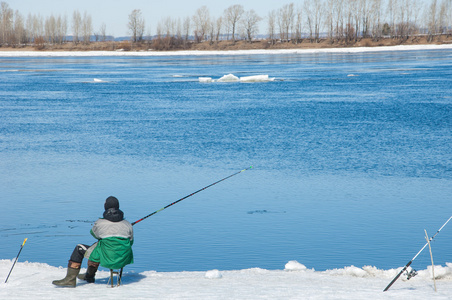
[1,0,451,50]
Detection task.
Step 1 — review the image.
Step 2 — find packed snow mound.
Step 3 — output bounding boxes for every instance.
[198,74,275,83]
[328,265,370,277]
[205,269,222,279]
[418,263,452,279]
[284,260,308,271]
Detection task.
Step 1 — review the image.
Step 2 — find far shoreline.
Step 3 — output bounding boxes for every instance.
[1,43,452,57]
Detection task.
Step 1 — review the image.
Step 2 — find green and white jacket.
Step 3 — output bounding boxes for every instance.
[88,214,134,270]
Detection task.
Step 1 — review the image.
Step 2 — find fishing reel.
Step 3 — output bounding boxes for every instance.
[405,268,418,280]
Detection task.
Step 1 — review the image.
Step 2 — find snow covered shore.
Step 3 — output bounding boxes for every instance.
[0,44,452,57]
[1,260,451,299]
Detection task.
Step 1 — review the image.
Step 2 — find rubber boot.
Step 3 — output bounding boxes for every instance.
[52,261,81,287]
[78,260,99,283]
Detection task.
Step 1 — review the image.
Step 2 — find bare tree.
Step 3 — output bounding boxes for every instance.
[410,0,421,35]
[45,15,56,43]
[278,3,295,41]
[369,0,383,41]
[350,0,360,41]
[100,23,107,41]
[55,14,67,44]
[192,6,210,42]
[304,0,314,42]
[313,0,324,42]
[267,10,277,44]
[128,9,145,43]
[72,10,81,44]
[209,17,216,44]
[13,10,26,45]
[326,0,335,41]
[361,0,371,38]
[447,0,452,34]
[427,0,438,40]
[333,0,345,41]
[224,4,244,41]
[0,1,13,45]
[183,16,191,44]
[241,9,262,42]
[81,11,92,44]
[161,16,175,37]
[215,16,223,43]
[386,0,398,37]
[176,18,182,40]
[26,13,44,44]
[438,0,449,34]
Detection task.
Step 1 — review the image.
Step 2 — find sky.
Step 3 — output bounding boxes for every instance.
[10,0,299,37]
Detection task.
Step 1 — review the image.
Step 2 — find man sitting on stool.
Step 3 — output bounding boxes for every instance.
[53,196,134,287]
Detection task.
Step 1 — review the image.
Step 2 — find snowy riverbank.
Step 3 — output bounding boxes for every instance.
[1,260,452,299]
[1,44,452,57]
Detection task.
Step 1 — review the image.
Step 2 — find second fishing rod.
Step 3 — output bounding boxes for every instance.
[131,166,253,226]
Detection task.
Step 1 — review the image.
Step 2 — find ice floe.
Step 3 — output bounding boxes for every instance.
[199,74,274,83]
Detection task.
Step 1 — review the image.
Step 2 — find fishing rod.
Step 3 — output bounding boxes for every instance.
[383,216,452,292]
[5,238,28,283]
[132,166,253,226]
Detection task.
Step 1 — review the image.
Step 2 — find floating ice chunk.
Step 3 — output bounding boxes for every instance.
[284,260,307,271]
[240,75,274,82]
[199,77,213,83]
[217,74,239,82]
[205,269,222,279]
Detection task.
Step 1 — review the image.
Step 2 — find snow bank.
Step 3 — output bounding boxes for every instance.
[1,44,452,57]
[1,260,452,299]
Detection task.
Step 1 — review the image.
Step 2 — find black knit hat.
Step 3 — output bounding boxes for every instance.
[104,196,119,210]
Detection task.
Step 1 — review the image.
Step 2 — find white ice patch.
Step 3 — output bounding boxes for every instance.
[240,75,274,82]
[205,269,222,279]
[284,260,307,271]
[199,74,274,83]
[217,74,239,82]
[199,77,213,83]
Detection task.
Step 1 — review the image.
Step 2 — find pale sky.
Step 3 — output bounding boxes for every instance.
[10,0,300,37]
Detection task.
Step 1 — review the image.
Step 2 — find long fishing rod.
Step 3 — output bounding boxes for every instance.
[383,216,452,292]
[131,166,253,226]
[5,238,27,283]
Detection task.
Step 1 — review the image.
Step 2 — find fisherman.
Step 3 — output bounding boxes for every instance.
[52,196,134,287]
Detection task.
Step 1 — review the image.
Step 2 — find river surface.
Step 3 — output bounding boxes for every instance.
[0,49,451,273]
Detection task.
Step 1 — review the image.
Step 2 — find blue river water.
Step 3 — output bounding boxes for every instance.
[0,49,451,273]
